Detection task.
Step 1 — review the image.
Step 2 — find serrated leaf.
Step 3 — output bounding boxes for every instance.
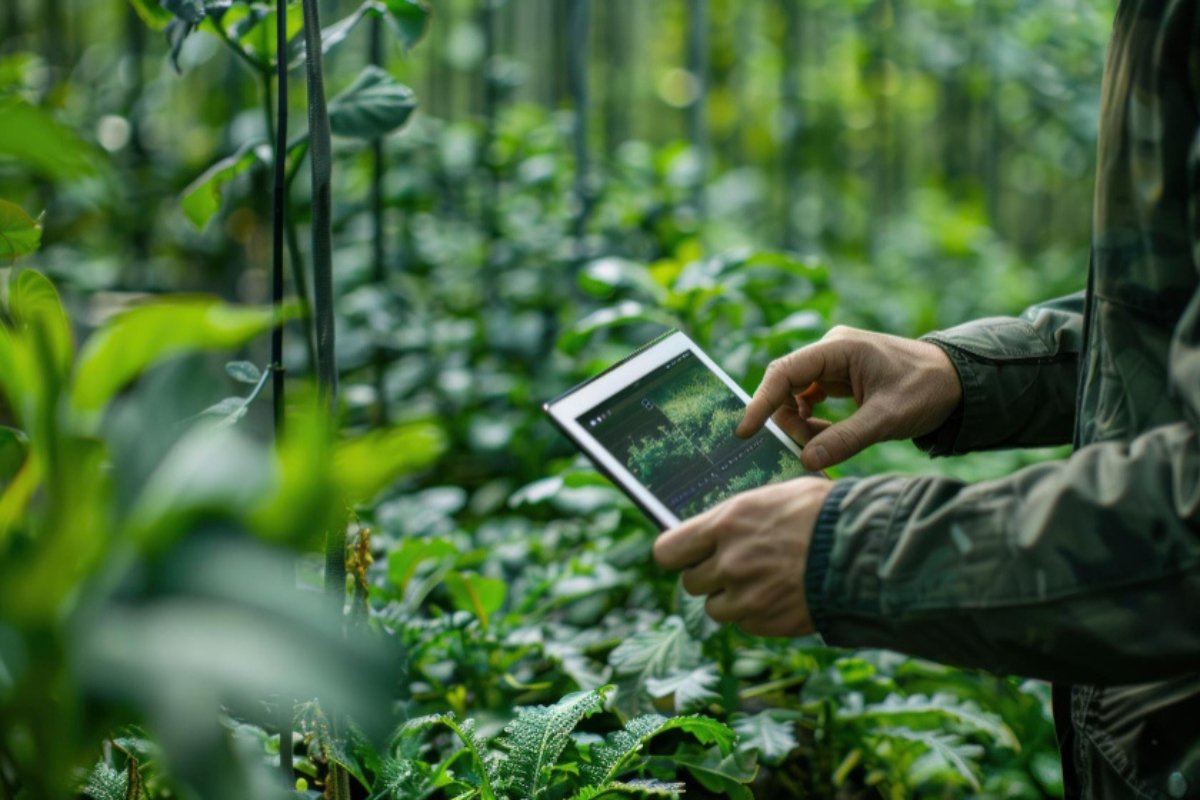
[731,711,797,766]
[329,66,417,140]
[606,778,686,797]
[0,200,42,259]
[72,298,285,413]
[644,665,719,713]
[578,713,734,793]
[678,588,719,641]
[497,686,613,798]
[80,762,128,800]
[180,141,267,229]
[224,360,262,384]
[608,616,701,718]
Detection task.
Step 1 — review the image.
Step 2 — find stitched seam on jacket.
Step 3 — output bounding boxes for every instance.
[926,338,1080,367]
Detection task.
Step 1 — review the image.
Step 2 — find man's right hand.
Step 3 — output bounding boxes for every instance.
[737,326,964,471]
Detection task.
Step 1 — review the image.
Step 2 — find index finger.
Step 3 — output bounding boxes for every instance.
[736,345,830,438]
[653,510,719,570]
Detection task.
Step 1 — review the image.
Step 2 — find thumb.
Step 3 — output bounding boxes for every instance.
[801,403,889,470]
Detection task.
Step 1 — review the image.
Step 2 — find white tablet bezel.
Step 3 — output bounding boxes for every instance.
[544,330,808,529]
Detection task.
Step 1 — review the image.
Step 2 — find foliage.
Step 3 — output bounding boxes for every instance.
[0,0,1112,796]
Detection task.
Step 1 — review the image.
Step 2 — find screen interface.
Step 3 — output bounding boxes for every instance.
[577,350,809,520]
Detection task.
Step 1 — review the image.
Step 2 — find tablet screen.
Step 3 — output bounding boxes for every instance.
[575,349,809,520]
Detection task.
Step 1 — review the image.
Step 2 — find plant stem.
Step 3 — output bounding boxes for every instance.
[284,201,317,372]
[566,0,591,264]
[212,17,269,77]
[300,0,342,611]
[687,0,708,227]
[369,14,389,425]
[270,0,293,784]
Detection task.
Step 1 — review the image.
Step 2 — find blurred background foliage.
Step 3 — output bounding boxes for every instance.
[0,0,1113,797]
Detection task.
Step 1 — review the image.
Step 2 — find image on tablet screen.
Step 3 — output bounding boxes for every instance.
[577,351,808,519]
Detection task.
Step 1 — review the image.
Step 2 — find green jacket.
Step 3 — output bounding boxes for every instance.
[807,1,1200,797]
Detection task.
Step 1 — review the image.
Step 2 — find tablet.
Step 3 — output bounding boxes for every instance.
[544,330,820,529]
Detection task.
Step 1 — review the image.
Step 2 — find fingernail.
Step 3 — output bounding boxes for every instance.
[805,445,829,470]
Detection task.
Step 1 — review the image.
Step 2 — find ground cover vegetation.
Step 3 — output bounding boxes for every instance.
[0,0,1112,796]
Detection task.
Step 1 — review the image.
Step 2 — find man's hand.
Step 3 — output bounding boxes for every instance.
[653,477,834,636]
[736,326,963,471]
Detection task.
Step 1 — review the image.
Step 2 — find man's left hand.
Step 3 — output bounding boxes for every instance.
[652,477,835,637]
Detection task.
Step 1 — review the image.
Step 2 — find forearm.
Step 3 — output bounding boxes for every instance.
[809,420,1200,685]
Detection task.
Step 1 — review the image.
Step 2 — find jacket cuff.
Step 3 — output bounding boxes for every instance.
[806,479,858,636]
[912,336,976,456]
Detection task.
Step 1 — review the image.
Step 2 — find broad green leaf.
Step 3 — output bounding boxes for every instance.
[444,570,506,629]
[72,297,283,413]
[579,257,665,302]
[0,427,28,488]
[730,711,797,766]
[290,0,430,69]
[194,396,249,427]
[0,97,101,181]
[161,0,207,24]
[0,200,41,259]
[385,537,457,589]
[180,141,267,229]
[210,3,304,64]
[381,0,431,50]
[332,421,445,505]
[126,426,270,548]
[8,269,73,373]
[328,66,417,140]
[608,616,701,718]
[224,360,262,384]
[557,302,677,356]
[672,746,758,800]
[497,686,613,799]
[644,665,720,713]
[127,0,174,28]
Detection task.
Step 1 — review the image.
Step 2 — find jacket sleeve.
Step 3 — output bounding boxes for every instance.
[805,285,1200,685]
[913,291,1086,455]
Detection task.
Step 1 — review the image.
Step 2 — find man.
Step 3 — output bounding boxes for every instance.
[652,2,1200,797]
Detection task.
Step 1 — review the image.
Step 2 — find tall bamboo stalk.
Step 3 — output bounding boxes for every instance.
[687,0,708,225]
[779,0,803,251]
[270,0,293,781]
[300,0,341,607]
[567,0,591,261]
[369,15,389,425]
